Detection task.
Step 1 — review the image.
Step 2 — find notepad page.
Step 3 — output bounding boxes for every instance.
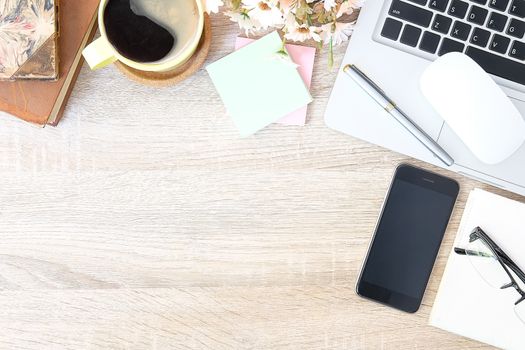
[234,37,315,126]
[430,189,525,350]
[206,31,312,137]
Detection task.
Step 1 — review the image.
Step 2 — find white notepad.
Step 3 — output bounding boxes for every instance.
[430,189,525,349]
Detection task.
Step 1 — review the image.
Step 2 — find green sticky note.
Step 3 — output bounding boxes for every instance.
[206,31,313,137]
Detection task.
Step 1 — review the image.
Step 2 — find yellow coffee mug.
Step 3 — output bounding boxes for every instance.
[83,0,204,72]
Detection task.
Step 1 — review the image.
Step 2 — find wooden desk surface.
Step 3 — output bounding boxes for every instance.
[0,14,519,349]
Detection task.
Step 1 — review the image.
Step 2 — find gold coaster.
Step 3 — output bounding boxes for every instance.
[115,14,212,87]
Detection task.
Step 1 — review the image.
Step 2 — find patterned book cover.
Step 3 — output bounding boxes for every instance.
[0,0,59,81]
[0,0,98,125]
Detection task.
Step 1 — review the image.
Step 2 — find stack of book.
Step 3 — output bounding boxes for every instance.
[0,0,99,126]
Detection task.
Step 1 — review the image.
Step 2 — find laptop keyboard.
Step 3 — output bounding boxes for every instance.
[378,0,525,86]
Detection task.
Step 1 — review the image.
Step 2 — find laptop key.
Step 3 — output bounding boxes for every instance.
[489,0,510,11]
[466,46,525,84]
[432,14,453,33]
[451,21,472,40]
[448,0,469,18]
[509,40,525,60]
[407,0,428,5]
[509,0,525,17]
[490,33,511,53]
[429,0,449,11]
[381,18,403,40]
[507,18,525,38]
[438,37,465,55]
[389,0,434,27]
[470,27,491,46]
[401,24,423,46]
[471,0,488,4]
[487,12,508,31]
[419,31,441,53]
[467,6,489,24]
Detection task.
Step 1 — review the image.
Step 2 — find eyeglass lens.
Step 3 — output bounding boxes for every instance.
[464,236,525,325]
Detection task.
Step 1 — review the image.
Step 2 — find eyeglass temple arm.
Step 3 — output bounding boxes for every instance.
[473,228,525,285]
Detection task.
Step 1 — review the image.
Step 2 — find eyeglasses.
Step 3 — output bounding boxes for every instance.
[455,226,525,325]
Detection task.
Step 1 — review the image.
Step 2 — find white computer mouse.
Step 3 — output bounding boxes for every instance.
[420,52,525,165]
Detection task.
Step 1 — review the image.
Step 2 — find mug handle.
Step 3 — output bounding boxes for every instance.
[82,37,117,70]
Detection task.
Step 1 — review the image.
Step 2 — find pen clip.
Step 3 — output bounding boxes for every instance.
[343,64,395,106]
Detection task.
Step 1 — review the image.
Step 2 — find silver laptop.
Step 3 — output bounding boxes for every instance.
[324,0,525,195]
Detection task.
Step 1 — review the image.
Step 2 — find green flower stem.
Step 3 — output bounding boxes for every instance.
[329,37,333,69]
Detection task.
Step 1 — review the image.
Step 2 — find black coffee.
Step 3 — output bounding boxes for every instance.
[104,0,175,63]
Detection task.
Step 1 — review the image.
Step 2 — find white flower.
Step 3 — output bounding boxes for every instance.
[337,0,365,16]
[279,0,296,13]
[324,0,337,11]
[283,11,299,32]
[349,0,367,8]
[284,24,321,42]
[226,10,262,35]
[284,11,296,26]
[205,0,224,13]
[242,0,284,29]
[337,1,353,17]
[320,21,354,46]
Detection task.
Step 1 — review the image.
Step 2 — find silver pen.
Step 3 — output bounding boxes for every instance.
[343,64,454,167]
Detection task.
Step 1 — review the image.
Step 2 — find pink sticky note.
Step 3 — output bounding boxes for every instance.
[235,37,315,126]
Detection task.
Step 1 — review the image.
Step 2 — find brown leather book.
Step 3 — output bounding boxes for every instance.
[0,0,99,126]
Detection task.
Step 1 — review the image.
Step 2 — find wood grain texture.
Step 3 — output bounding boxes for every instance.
[0,13,519,350]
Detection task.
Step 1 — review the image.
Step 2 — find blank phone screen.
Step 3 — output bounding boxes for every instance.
[360,178,456,301]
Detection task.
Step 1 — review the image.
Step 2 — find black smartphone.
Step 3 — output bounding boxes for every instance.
[356,164,459,313]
